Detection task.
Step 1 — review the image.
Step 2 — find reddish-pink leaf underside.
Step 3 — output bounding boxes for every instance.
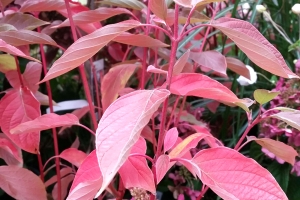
[226,57,251,79]
[173,49,190,75]
[0,39,39,62]
[192,147,288,200]
[169,73,249,107]
[0,30,57,46]
[212,17,298,79]
[119,137,155,193]
[67,150,102,200]
[0,0,14,8]
[53,173,74,200]
[40,20,140,83]
[101,63,137,111]
[164,127,179,153]
[156,154,170,184]
[149,0,167,21]
[190,50,227,77]
[10,113,79,134]
[6,61,42,92]
[141,125,156,145]
[19,0,68,12]
[0,166,47,200]
[0,136,22,166]
[247,136,298,165]
[95,89,169,196]
[113,33,169,47]
[0,88,40,153]
[56,7,132,28]
[0,12,49,30]
[59,148,87,167]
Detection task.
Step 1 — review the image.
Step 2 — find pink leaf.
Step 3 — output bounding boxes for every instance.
[0,30,57,46]
[190,50,227,76]
[40,20,140,83]
[19,0,68,12]
[247,136,298,165]
[169,73,252,110]
[56,7,132,28]
[0,0,14,8]
[113,33,169,47]
[0,88,40,153]
[96,89,169,196]
[59,106,90,134]
[67,150,103,200]
[141,125,156,145]
[45,167,73,187]
[0,136,22,166]
[0,166,47,200]
[6,61,42,92]
[226,57,250,79]
[155,155,170,183]
[212,17,298,79]
[101,63,137,111]
[119,137,155,193]
[53,174,75,200]
[108,43,124,61]
[192,147,288,200]
[0,12,49,30]
[0,39,39,62]
[60,148,87,167]
[149,0,167,21]
[173,50,190,75]
[10,113,79,134]
[164,127,178,153]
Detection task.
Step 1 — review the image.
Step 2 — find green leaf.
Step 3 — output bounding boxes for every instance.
[288,39,300,52]
[287,175,300,200]
[267,161,291,192]
[253,89,280,105]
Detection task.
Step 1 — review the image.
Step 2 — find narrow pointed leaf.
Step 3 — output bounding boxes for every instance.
[0,39,39,62]
[60,148,87,167]
[119,137,155,193]
[226,57,250,79]
[164,127,179,153]
[96,89,169,196]
[147,65,168,74]
[173,50,190,75]
[0,166,47,200]
[169,73,251,109]
[19,0,67,12]
[0,137,22,166]
[190,50,227,76]
[0,24,17,32]
[40,20,140,83]
[67,150,103,200]
[113,33,169,47]
[100,0,146,10]
[10,113,79,134]
[149,0,167,21]
[192,147,288,200]
[247,136,297,165]
[0,13,49,30]
[0,88,40,153]
[101,63,138,111]
[56,7,132,28]
[254,89,280,105]
[212,18,298,79]
[270,110,300,131]
[0,30,57,46]
[156,155,170,184]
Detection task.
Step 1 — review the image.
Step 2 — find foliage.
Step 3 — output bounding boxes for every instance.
[0,0,298,200]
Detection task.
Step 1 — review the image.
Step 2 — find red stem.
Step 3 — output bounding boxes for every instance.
[166,96,181,130]
[37,153,45,182]
[156,4,180,157]
[140,2,151,89]
[14,57,24,87]
[129,153,154,163]
[36,24,62,199]
[64,0,98,131]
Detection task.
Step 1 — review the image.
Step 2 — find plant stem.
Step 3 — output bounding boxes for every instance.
[64,0,98,131]
[37,153,44,182]
[36,24,62,200]
[156,4,180,157]
[14,57,24,87]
